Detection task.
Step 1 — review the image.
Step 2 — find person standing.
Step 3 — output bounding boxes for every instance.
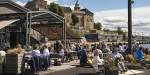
[32,45,41,73]
[80,45,88,66]
[59,45,65,63]
[42,45,50,70]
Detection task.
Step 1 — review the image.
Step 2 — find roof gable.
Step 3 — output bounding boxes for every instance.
[0,0,29,14]
[81,8,93,16]
[63,7,72,13]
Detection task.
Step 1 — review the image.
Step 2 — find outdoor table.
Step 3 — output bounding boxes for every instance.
[68,51,78,60]
[50,53,62,66]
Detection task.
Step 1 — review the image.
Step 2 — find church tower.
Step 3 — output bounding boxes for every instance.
[74,0,80,12]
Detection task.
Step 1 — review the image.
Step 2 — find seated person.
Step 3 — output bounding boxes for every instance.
[134,47,145,62]
[112,49,127,74]
[87,49,93,65]
[134,47,147,69]
[144,49,150,63]
[93,49,104,75]
[127,54,137,64]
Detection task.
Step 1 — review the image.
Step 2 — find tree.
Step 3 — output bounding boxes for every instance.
[94,22,102,30]
[117,27,124,35]
[116,27,127,41]
[71,14,79,26]
[123,32,127,41]
[48,2,64,17]
[103,29,110,33]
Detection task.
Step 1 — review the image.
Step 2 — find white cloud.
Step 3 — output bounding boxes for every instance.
[45,0,58,5]
[15,0,58,6]
[94,6,150,36]
[15,1,26,6]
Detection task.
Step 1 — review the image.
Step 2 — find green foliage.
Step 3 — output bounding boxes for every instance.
[71,14,79,26]
[123,32,127,41]
[94,22,102,30]
[103,29,110,33]
[48,2,64,17]
[116,27,127,41]
[117,27,124,35]
[103,27,127,41]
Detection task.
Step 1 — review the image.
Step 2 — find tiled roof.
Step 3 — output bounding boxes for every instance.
[63,7,72,13]
[81,8,94,16]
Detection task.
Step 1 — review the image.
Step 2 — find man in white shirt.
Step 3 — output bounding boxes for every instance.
[32,45,41,72]
[42,45,50,70]
[43,46,50,57]
[93,49,104,75]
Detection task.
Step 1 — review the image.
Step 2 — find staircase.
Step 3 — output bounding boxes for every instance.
[30,28,45,44]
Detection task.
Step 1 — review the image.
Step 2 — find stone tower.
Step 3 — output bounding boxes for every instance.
[74,0,80,12]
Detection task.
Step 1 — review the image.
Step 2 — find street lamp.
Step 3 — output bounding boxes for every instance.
[128,0,134,53]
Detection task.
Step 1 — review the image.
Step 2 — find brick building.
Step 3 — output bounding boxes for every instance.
[25,0,48,11]
[25,0,80,40]
[26,0,94,34]
[73,0,94,30]
[64,0,94,33]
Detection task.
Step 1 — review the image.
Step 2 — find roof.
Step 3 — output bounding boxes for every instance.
[0,0,30,13]
[25,0,48,11]
[81,8,94,16]
[63,7,72,13]
[32,25,81,40]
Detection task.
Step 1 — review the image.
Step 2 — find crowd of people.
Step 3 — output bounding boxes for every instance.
[25,40,82,73]
[1,40,150,74]
[79,42,150,75]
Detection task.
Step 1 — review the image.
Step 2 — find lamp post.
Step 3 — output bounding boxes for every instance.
[128,0,133,53]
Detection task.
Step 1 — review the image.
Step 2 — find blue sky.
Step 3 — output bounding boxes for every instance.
[58,0,150,12]
[16,0,150,35]
[18,0,150,12]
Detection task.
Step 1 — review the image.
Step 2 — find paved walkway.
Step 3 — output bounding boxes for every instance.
[39,60,79,75]
[37,60,150,75]
[120,69,150,75]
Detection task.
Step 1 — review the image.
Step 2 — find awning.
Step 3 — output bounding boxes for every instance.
[0,19,19,29]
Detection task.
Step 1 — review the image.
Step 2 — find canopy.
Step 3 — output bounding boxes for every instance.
[0,19,19,29]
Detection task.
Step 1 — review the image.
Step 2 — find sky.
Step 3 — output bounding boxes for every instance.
[15,0,150,36]
[58,0,150,12]
[16,0,150,12]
